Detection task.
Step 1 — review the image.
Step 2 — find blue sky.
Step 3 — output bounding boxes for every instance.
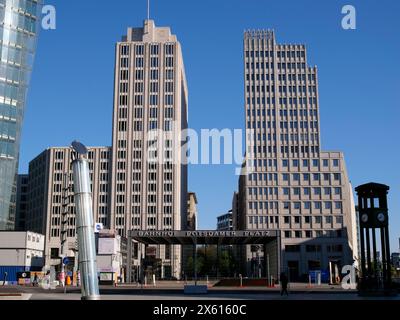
[20,0,399,250]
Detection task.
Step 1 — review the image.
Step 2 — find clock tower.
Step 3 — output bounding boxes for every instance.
[355,183,393,295]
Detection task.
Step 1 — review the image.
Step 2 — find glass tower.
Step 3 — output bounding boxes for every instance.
[0,0,41,230]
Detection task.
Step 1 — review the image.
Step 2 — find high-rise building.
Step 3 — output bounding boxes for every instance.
[25,147,111,267]
[0,1,41,230]
[237,30,358,280]
[217,211,233,231]
[20,20,189,280]
[15,174,29,231]
[110,19,188,279]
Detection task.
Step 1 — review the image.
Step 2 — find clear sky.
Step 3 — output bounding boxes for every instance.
[20,0,400,250]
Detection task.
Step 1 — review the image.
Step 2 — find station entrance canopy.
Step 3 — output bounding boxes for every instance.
[129,230,279,245]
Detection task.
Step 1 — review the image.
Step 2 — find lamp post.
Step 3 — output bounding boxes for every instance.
[71,141,100,300]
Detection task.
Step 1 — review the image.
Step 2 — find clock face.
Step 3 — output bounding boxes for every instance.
[361,214,369,223]
[377,213,385,223]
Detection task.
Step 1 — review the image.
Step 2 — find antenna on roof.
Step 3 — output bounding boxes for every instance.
[147,0,150,20]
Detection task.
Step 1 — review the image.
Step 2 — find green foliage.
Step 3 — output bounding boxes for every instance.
[184,246,238,278]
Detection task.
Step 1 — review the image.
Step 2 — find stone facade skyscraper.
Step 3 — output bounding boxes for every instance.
[237,30,358,280]
[110,20,188,279]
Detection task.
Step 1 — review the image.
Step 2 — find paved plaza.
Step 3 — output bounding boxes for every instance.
[0,282,399,301]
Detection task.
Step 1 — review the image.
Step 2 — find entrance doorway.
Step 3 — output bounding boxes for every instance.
[287,261,299,282]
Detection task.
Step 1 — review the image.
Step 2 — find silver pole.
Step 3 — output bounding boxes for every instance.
[72,148,100,300]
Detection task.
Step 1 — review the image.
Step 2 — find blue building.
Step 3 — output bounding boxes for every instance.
[0,0,41,230]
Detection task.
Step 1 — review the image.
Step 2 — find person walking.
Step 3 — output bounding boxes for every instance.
[33,274,38,287]
[2,272,7,286]
[280,272,289,296]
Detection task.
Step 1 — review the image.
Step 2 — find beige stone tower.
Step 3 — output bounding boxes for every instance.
[110,20,188,279]
[237,30,358,279]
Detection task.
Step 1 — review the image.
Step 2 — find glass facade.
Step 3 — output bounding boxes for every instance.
[0,0,41,230]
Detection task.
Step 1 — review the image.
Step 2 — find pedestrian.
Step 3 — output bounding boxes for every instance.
[280,272,289,296]
[33,274,38,287]
[2,272,7,286]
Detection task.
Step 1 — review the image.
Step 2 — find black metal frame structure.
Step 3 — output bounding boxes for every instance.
[127,230,281,284]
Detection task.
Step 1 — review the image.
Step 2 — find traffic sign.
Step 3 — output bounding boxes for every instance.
[63,257,69,265]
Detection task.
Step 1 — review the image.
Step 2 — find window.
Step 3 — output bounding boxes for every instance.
[323,159,329,167]
[335,202,342,210]
[334,187,341,196]
[283,188,290,195]
[285,231,292,238]
[282,173,289,181]
[325,216,333,224]
[282,160,288,167]
[333,159,339,167]
[313,159,319,167]
[283,202,290,210]
[285,245,300,252]
[284,216,290,224]
[51,248,59,259]
[306,245,321,253]
[336,216,343,224]
[304,216,311,224]
[325,202,332,209]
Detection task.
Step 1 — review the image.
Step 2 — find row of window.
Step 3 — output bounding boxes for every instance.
[247,97,317,106]
[245,50,306,59]
[248,145,320,157]
[248,201,343,211]
[249,186,342,197]
[246,61,309,70]
[247,85,316,94]
[247,120,319,130]
[285,244,344,253]
[121,43,175,56]
[248,172,341,183]
[115,205,173,215]
[248,108,317,118]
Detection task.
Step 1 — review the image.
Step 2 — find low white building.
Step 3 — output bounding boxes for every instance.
[97,230,125,284]
[0,231,45,284]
